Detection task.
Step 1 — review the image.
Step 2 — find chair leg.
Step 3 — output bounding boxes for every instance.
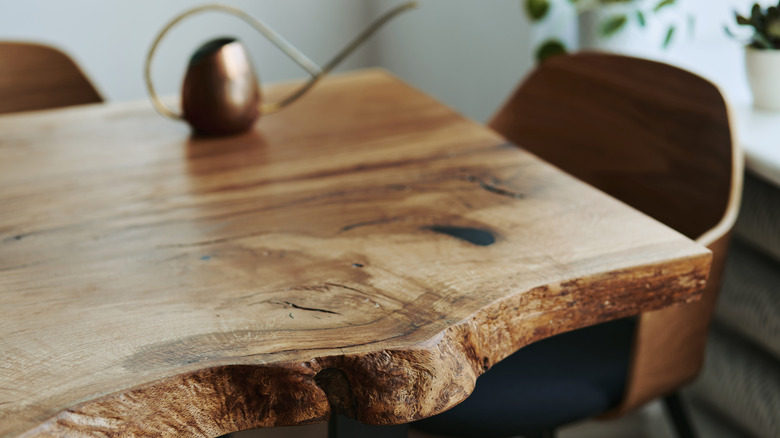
[525,430,556,438]
[328,414,409,438]
[663,392,698,438]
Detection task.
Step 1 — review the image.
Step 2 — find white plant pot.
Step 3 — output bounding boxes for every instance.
[745,46,780,111]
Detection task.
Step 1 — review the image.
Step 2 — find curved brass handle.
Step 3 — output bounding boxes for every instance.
[144,2,417,119]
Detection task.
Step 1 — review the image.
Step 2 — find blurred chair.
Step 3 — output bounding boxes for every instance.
[413,53,742,438]
[0,41,102,114]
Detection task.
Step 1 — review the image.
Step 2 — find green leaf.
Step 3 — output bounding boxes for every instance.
[724,25,737,39]
[751,3,764,27]
[736,14,752,26]
[535,40,567,63]
[663,25,676,48]
[601,14,628,37]
[654,0,676,13]
[754,32,774,48]
[525,0,551,21]
[767,17,780,39]
[636,10,646,27]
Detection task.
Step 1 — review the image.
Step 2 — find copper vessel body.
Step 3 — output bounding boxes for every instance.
[182,38,261,136]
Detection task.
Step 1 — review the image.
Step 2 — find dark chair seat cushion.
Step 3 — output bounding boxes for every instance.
[413,318,636,437]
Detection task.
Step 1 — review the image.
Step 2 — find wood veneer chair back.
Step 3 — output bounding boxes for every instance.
[0,42,102,115]
[490,53,743,415]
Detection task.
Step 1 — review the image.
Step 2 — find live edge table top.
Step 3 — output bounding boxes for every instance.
[0,70,711,437]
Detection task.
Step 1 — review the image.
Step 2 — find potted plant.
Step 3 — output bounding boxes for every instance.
[730,2,780,110]
[526,0,685,62]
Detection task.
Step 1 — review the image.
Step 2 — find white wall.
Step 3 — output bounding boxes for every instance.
[0,0,374,102]
[661,0,757,103]
[0,0,534,122]
[527,0,759,103]
[371,0,534,122]
[0,0,764,119]
[369,0,762,121]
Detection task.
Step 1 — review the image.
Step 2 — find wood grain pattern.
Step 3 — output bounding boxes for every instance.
[0,42,102,114]
[0,70,710,437]
[489,53,741,416]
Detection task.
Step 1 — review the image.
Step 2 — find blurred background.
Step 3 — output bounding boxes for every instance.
[0,0,757,122]
[1,2,775,438]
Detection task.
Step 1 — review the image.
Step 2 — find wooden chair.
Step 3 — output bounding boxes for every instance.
[0,42,102,114]
[414,53,742,437]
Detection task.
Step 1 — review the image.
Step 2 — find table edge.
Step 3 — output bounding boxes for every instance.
[14,250,711,438]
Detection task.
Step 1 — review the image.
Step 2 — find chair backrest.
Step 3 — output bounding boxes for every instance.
[0,42,102,114]
[490,53,742,414]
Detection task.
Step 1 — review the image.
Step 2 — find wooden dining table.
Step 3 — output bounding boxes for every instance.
[0,70,711,438]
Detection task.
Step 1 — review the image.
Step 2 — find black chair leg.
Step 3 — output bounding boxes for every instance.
[663,392,698,438]
[525,430,556,438]
[328,414,409,438]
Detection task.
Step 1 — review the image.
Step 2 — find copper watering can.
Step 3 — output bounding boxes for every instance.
[144,2,417,136]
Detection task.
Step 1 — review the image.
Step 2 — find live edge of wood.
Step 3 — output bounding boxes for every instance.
[0,70,711,437]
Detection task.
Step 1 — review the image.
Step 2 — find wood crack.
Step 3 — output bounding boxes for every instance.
[281,301,340,315]
[479,181,525,199]
[340,217,406,233]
